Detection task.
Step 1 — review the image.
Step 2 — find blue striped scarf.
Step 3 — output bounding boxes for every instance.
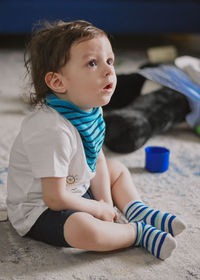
[46,93,105,172]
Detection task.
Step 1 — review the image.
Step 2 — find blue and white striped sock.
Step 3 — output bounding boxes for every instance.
[132,221,177,260]
[124,201,186,237]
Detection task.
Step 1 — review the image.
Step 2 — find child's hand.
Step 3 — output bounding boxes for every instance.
[96,200,118,222]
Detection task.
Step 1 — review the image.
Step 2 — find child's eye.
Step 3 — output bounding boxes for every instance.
[88,60,97,67]
[107,58,114,66]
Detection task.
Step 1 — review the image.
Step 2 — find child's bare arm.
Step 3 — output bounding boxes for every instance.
[41,177,116,221]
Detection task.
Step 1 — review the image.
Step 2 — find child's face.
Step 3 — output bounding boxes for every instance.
[59,35,117,111]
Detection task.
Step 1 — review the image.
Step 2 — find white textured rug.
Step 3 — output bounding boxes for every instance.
[0,49,200,280]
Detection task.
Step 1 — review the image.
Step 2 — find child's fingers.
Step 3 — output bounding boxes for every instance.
[114,210,118,221]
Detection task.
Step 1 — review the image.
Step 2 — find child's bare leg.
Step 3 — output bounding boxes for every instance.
[64,212,135,251]
[64,211,177,260]
[107,159,141,211]
[107,159,186,237]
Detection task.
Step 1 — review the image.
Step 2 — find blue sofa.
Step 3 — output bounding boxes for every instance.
[0,0,200,34]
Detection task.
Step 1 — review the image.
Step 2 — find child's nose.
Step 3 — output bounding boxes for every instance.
[103,63,114,76]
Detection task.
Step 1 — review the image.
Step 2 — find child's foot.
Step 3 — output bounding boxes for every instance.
[132,221,177,260]
[124,201,186,236]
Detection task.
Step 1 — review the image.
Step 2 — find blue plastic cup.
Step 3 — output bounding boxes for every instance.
[145,146,170,173]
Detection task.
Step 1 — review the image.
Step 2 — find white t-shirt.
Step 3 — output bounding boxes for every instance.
[7,107,95,236]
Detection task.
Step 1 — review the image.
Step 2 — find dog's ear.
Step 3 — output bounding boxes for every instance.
[104,73,146,111]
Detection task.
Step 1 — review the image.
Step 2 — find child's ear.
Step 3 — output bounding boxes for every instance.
[45,72,66,93]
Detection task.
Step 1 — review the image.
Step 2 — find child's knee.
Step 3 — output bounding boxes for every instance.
[64,212,101,248]
[107,159,129,183]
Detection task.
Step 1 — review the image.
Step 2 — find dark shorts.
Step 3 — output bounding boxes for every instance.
[26,188,94,247]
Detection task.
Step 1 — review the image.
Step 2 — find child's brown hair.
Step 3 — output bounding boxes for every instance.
[24,20,108,107]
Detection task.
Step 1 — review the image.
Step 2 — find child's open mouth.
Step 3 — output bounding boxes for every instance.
[103,83,113,91]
